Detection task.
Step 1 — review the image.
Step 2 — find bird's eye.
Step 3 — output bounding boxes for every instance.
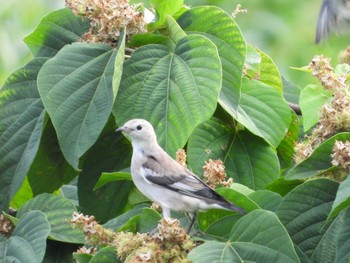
[136,125,142,131]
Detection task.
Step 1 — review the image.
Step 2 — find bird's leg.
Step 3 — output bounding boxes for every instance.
[149,206,171,236]
[186,212,196,233]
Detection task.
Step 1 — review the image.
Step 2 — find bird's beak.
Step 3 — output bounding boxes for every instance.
[115,126,126,133]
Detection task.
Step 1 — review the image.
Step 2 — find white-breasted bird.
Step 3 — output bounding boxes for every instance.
[116,119,246,231]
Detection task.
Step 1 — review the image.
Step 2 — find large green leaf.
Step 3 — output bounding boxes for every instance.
[177,6,246,116]
[187,118,280,190]
[256,48,283,92]
[190,210,299,263]
[90,246,120,263]
[24,8,90,57]
[0,210,50,263]
[13,210,51,262]
[285,132,350,180]
[276,179,339,257]
[328,174,350,221]
[0,58,46,211]
[38,33,125,169]
[78,116,134,223]
[299,84,332,131]
[236,78,292,147]
[0,237,37,263]
[17,193,85,244]
[335,208,350,263]
[188,241,242,263]
[231,210,300,263]
[43,240,78,263]
[114,33,221,155]
[27,118,78,195]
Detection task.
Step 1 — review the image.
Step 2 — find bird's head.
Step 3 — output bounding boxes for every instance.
[116,119,157,145]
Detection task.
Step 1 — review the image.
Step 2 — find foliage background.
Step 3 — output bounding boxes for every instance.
[1,0,349,88]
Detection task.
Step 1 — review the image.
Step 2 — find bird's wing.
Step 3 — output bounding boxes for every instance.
[141,155,229,204]
[316,0,338,43]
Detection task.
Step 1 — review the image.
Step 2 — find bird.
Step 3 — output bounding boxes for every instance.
[316,0,350,43]
[116,119,246,232]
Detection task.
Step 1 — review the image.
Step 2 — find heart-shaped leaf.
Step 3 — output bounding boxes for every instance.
[38,33,125,169]
[114,33,221,155]
[178,6,246,116]
[0,58,46,211]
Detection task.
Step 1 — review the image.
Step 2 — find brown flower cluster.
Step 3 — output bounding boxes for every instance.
[294,55,350,164]
[65,0,147,45]
[176,149,187,168]
[70,212,117,246]
[117,218,194,262]
[331,140,350,171]
[0,214,12,237]
[70,213,195,262]
[203,159,233,188]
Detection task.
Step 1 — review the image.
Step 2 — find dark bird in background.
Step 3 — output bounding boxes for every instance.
[316,0,350,43]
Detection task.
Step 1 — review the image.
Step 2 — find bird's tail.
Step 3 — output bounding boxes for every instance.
[220,201,247,215]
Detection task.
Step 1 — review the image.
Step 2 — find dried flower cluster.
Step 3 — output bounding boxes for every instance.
[203,159,233,188]
[65,0,147,45]
[331,140,350,171]
[294,55,350,165]
[70,213,195,262]
[176,149,187,168]
[70,212,117,246]
[0,214,12,237]
[117,218,194,262]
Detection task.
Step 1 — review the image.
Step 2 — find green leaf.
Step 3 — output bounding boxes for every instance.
[10,176,33,210]
[24,8,90,57]
[248,190,282,212]
[137,208,162,233]
[285,132,350,180]
[328,174,350,221]
[0,237,38,263]
[198,188,259,232]
[13,210,51,262]
[78,116,133,223]
[90,246,119,263]
[94,172,132,190]
[103,204,148,230]
[27,118,78,195]
[310,209,346,263]
[148,0,184,30]
[266,177,303,196]
[178,6,246,116]
[335,208,350,263]
[187,118,280,190]
[165,15,186,42]
[191,210,300,263]
[0,58,46,211]
[0,210,50,263]
[299,84,332,131]
[38,37,125,169]
[256,47,283,92]
[245,45,261,78]
[276,179,339,257]
[230,210,300,263]
[114,34,221,155]
[188,241,243,263]
[17,193,85,244]
[237,78,292,147]
[277,112,300,168]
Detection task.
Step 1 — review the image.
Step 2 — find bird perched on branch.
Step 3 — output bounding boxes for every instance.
[116,119,246,232]
[316,0,350,43]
